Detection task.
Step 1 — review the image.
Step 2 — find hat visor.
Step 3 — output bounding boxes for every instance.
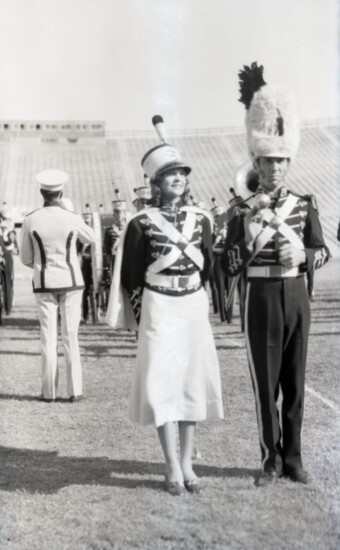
[40,183,65,191]
[255,152,290,159]
[154,161,191,179]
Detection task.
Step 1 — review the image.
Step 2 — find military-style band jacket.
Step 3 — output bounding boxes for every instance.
[121,205,213,323]
[103,224,124,258]
[20,201,96,292]
[212,212,228,254]
[222,185,329,277]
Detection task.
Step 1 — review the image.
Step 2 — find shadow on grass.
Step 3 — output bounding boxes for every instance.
[1,317,40,328]
[0,351,41,356]
[0,444,258,494]
[0,393,71,402]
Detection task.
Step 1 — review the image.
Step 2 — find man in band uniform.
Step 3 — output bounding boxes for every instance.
[20,170,95,402]
[103,191,128,282]
[222,63,329,485]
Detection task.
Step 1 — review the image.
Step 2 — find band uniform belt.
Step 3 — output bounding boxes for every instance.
[145,271,201,289]
[247,266,301,278]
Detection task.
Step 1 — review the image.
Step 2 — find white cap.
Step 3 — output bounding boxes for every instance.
[141,144,191,180]
[36,169,69,191]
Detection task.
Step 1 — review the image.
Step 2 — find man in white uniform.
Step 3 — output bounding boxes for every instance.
[20,170,95,402]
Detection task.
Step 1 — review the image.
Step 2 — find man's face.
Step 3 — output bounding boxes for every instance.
[255,157,290,193]
[113,207,127,225]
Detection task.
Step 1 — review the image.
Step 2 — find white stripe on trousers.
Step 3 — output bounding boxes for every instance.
[244,281,270,468]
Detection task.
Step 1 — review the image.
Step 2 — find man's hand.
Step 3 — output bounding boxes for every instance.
[279,244,306,268]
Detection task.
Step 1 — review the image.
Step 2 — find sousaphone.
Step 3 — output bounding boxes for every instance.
[230,162,260,207]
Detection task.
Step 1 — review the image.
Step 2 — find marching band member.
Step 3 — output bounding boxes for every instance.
[224,167,260,329]
[20,170,95,402]
[222,63,329,486]
[103,190,128,281]
[210,198,228,321]
[0,206,16,315]
[132,175,152,211]
[106,116,223,496]
[80,206,94,324]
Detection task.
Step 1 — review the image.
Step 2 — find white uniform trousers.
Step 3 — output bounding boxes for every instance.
[35,290,83,400]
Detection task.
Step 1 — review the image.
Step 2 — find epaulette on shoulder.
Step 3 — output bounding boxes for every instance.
[293,192,318,211]
[226,204,244,219]
[25,207,42,217]
[226,204,244,222]
[128,209,153,224]
[61,207,79,215]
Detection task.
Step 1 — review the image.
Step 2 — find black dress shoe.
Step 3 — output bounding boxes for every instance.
[255,468,278,487]
[184,479,203,494]
[283,466,309,484]
[69,395,83,403]
[38,394,55,403]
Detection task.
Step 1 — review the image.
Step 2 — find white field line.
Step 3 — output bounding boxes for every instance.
[305,384,340,414]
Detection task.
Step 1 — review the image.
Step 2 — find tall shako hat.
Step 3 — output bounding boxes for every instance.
[133,174,151,200]
[112,188,127,211]
[239,62,300,160]
[141,115,191,180]
[210,197,224,217]
[83,203,93,224]
[36,169,69,191]
[190,195,207,210]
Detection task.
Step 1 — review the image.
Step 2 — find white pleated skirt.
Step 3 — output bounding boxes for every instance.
[129,287,224,427]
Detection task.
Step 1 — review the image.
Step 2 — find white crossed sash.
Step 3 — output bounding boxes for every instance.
[254,193,303,252]
[146,210,204,274]
[225,193,303,310]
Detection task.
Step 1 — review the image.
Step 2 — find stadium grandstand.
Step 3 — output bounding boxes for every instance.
[0,118,339,256]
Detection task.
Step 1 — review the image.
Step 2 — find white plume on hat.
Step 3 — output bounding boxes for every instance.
[239,62,300,160]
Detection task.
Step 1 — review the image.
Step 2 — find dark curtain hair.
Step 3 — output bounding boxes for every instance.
[40,189,63,201]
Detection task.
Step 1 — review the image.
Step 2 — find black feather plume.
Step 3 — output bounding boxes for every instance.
[276,109,284,135]
[152,115,164,126]
[238,62,266,109]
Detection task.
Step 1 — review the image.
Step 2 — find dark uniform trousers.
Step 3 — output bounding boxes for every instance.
[81,257,93,321]
[212,253,225,319]
[245,276,310,472]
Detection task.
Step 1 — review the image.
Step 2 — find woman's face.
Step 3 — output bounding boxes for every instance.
[158,168,187,201]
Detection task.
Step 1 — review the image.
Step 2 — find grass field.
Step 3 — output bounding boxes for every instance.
[0,258,339,550]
